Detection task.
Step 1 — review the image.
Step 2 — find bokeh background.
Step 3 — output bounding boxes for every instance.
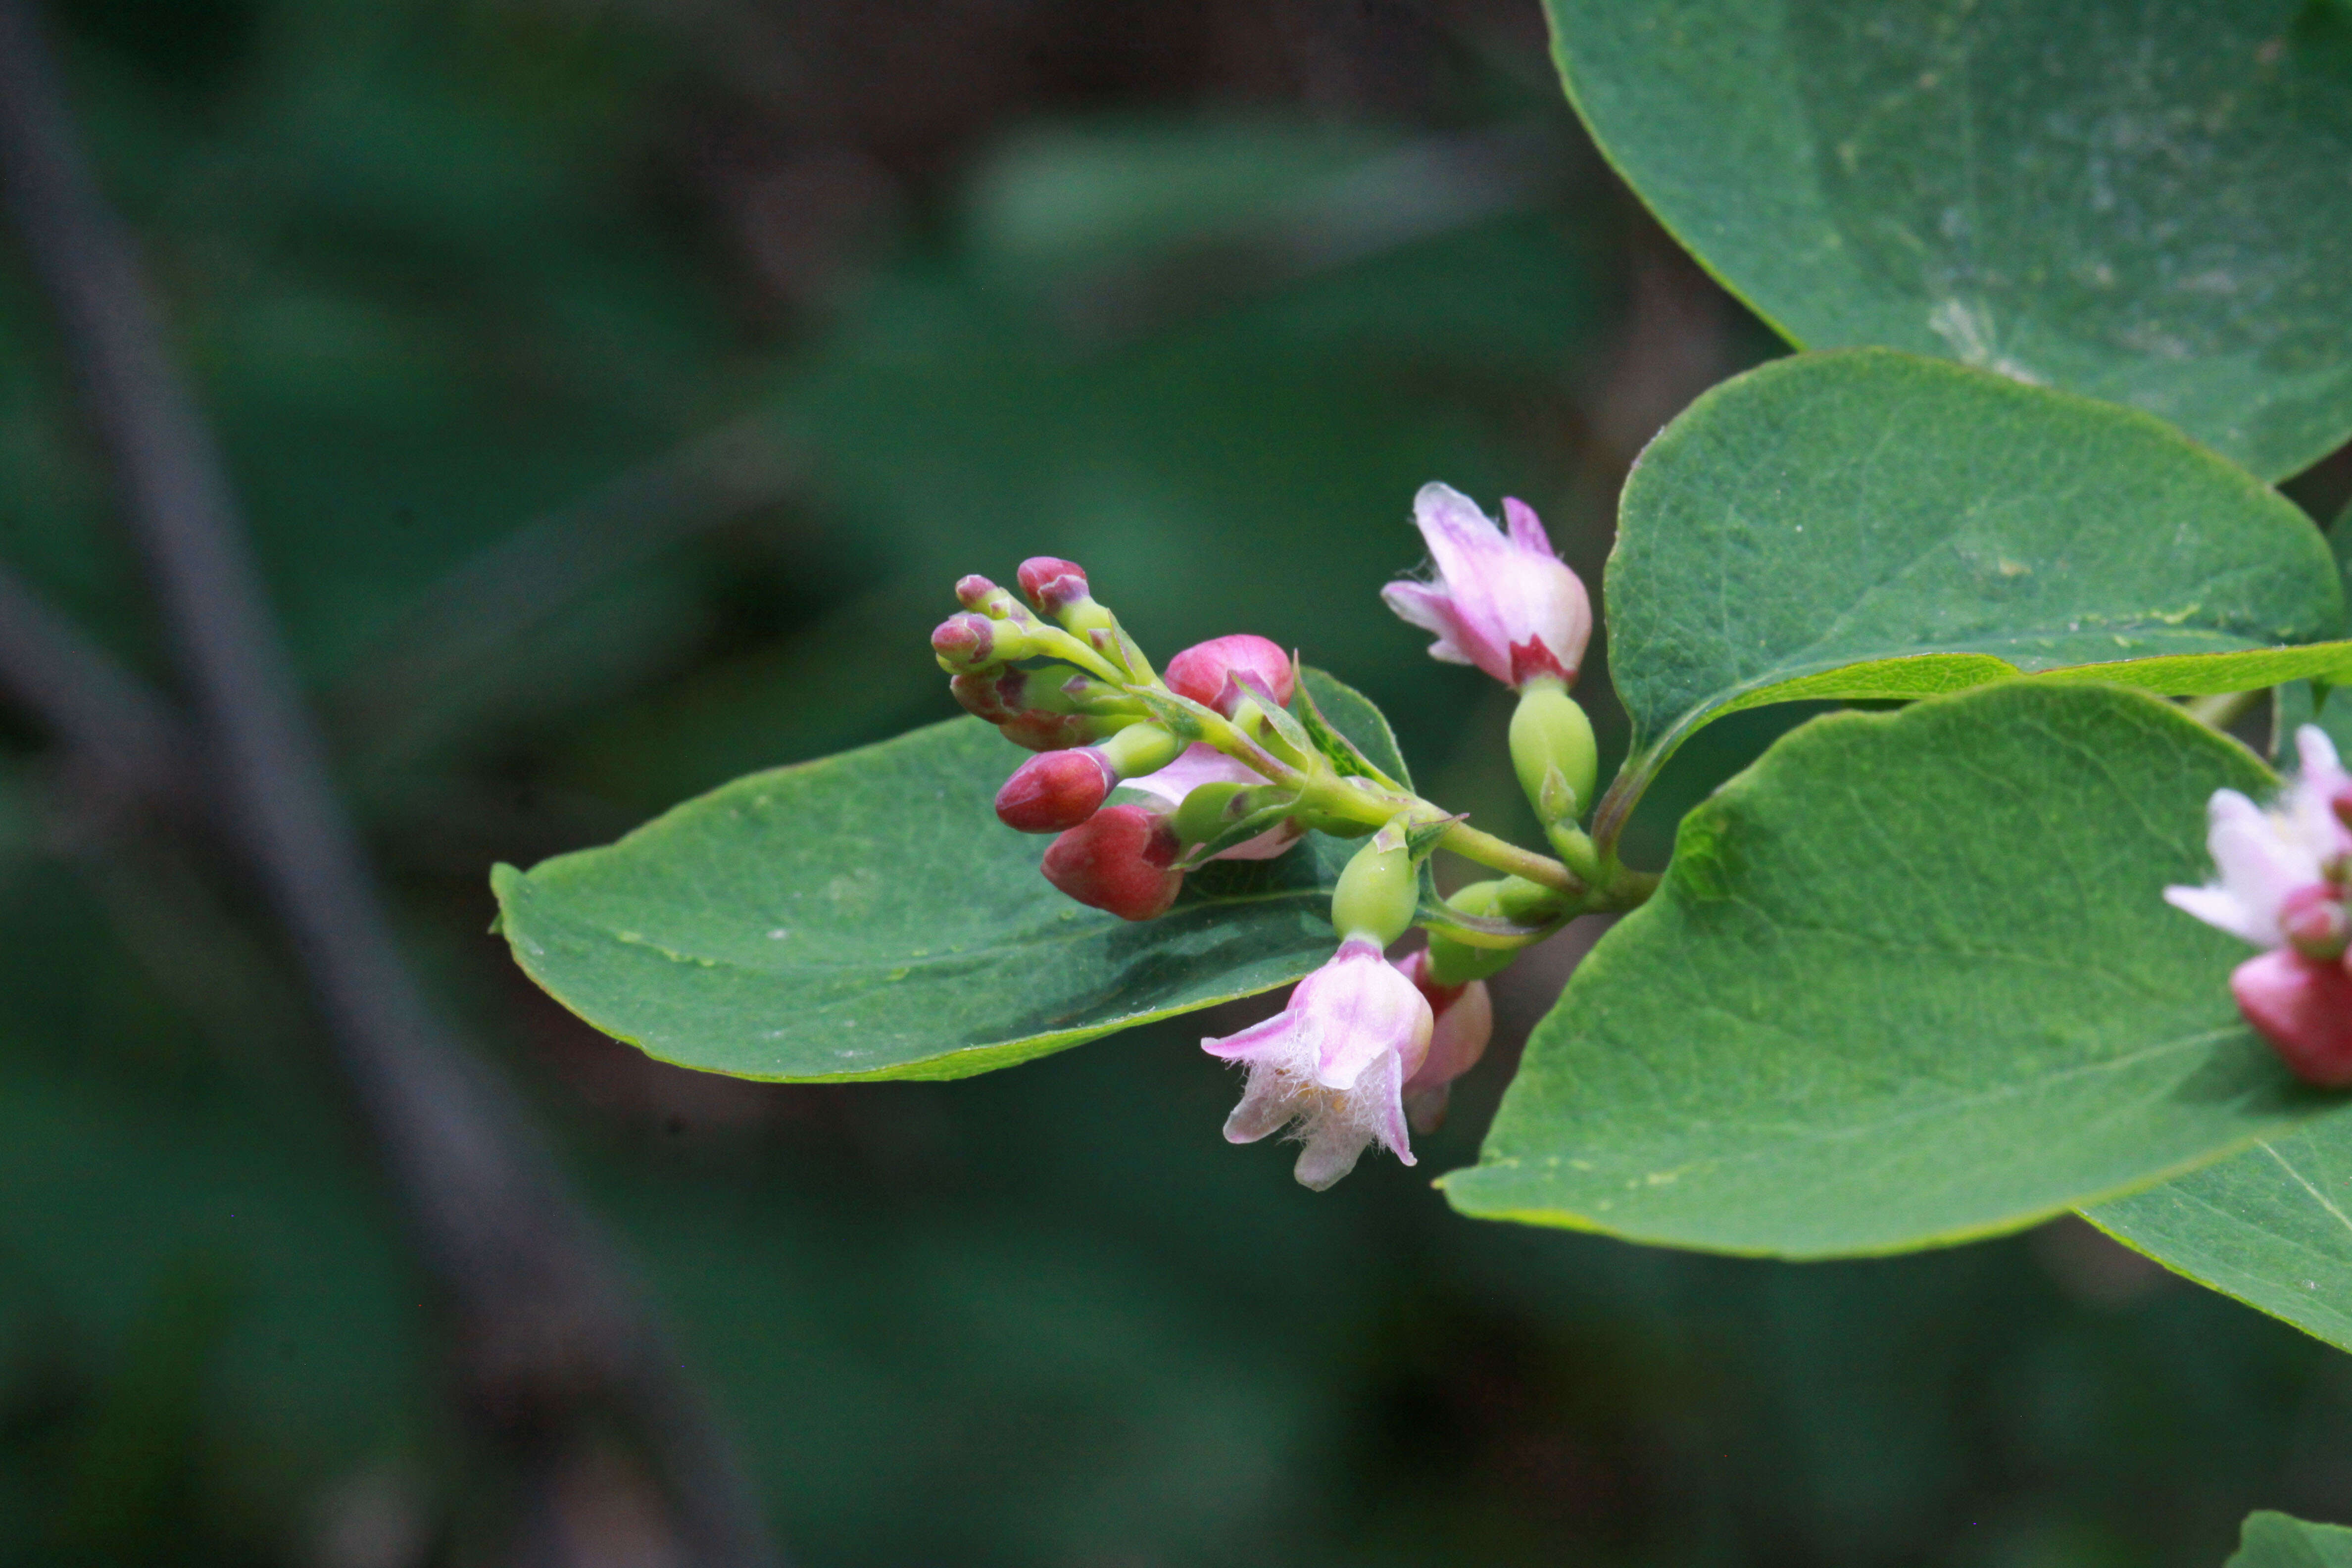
[6,1,2352,1564]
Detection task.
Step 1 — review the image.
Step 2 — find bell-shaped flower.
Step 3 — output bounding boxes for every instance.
[2165,725,2352,948]
[2167,725,2352,1087]
[1202,935,1433,1189]
[1124,743,1301,861]
[1391,948,1494,1134]
[1381,483,1592,689]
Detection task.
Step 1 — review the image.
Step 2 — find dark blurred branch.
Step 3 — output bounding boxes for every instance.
[0,4,778,1563]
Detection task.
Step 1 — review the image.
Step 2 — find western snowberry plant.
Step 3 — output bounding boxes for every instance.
[494,1,2352,1545]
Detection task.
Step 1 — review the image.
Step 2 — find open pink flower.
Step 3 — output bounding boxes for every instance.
[2167,725,2352,1085]
[2166,726,2351,949]
[1123,743,1302,861]
[1203,935,1433,1189]
[1381,483,1592,689]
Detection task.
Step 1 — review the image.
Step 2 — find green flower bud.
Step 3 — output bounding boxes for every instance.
[1509,678,1596,827]
[1330,834,1419,945]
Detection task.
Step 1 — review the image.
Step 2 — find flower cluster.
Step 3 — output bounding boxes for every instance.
[933,486,1595,1186]
[2166,725,2352,1085]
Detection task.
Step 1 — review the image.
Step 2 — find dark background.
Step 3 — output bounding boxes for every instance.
[4,1,2352,1564]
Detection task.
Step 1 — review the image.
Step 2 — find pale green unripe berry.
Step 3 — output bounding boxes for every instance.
[1330,836,1419,946]
[1509,678,1595,827]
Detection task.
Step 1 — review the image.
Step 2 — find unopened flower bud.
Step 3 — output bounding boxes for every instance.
[1165,634,1295,716]
[1393,947,1494,1133]
[1018,557,1089,613]
[997,749,1117,833]
[2231,947,2352,1087]
[1042,805,1184,921]
[1331,834,1419,946]
[1018,555,1119,642]
[2280,884,2352,961]
[931,611,1000,671]
[956,574,1012,612]
[1421,881,1523,987]
[1509,679,1597,827]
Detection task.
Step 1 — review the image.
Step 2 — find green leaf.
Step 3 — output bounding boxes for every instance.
[2084,1111,2352,1356]
[2224,1512,2352,1568]
[1444,683,2344,1258]
[490,668,1403,1081]
[1543,0,2352,480]
[1600,350,2344,832]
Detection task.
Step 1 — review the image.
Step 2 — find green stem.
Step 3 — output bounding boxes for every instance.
[1436,820,1581,895]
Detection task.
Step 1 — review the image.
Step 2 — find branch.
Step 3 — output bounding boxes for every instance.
[0,5,778,1562]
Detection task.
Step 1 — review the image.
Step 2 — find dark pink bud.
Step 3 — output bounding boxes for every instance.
[996,749,1116,833]
[2331,783,2352,832]
[1164,634,1295,716]
[955,574,1002,610]
[1041,805,1183,921]
[2232,948,2352,1087]
[2280,885,2351,961]
[1018,556,1090,613]
[931,612,995,668]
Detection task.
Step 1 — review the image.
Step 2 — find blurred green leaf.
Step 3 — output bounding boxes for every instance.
[1544,0,2352,479]
[1604,349,2345,816]
[2225,1511,2352,1567]
[1445,683,2337,1257]
[493,670,1402,1081]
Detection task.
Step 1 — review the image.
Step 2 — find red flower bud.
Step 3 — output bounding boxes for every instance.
[1041,805,1183,921]
[1164,634,1294,715]
[931,612,996,668]
[955,574,1003,610]
[2280,884,2352,961]
[2232,947,2352,1087]
[996,748,1116,833]
[1018,556,1090,614]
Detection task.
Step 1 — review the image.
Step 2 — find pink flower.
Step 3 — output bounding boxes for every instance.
[2167,725,2352,1087]
[1381,483,1592,689]
[1203,935,1434,1189]
[1123,743,1302,861]
[1391,948,1494,1134]
[2166,726,2352,949]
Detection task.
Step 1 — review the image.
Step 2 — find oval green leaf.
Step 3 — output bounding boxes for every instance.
[1600,349,2344,833]
[1544,0,2352,480]
[1445,683,2344,1258]
[2084,1109,2352,1356]
[490,669,1402,1081]
[2225,1512,2352,1568]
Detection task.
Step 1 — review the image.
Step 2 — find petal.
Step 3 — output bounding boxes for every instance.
[1403,1082,1452,1136]
[1291,1127,1371,1191]
[1202,1010,1305,1064]
[1211,820,1306,862]
[1379,581,1478,667]
[2233,948,2352,1086]
[2299,724,2344,779]
[1501,495,1553,556]
[2164,883,2271,947]
[1123,742,1265,808]
[1223,1066,1305,1144]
